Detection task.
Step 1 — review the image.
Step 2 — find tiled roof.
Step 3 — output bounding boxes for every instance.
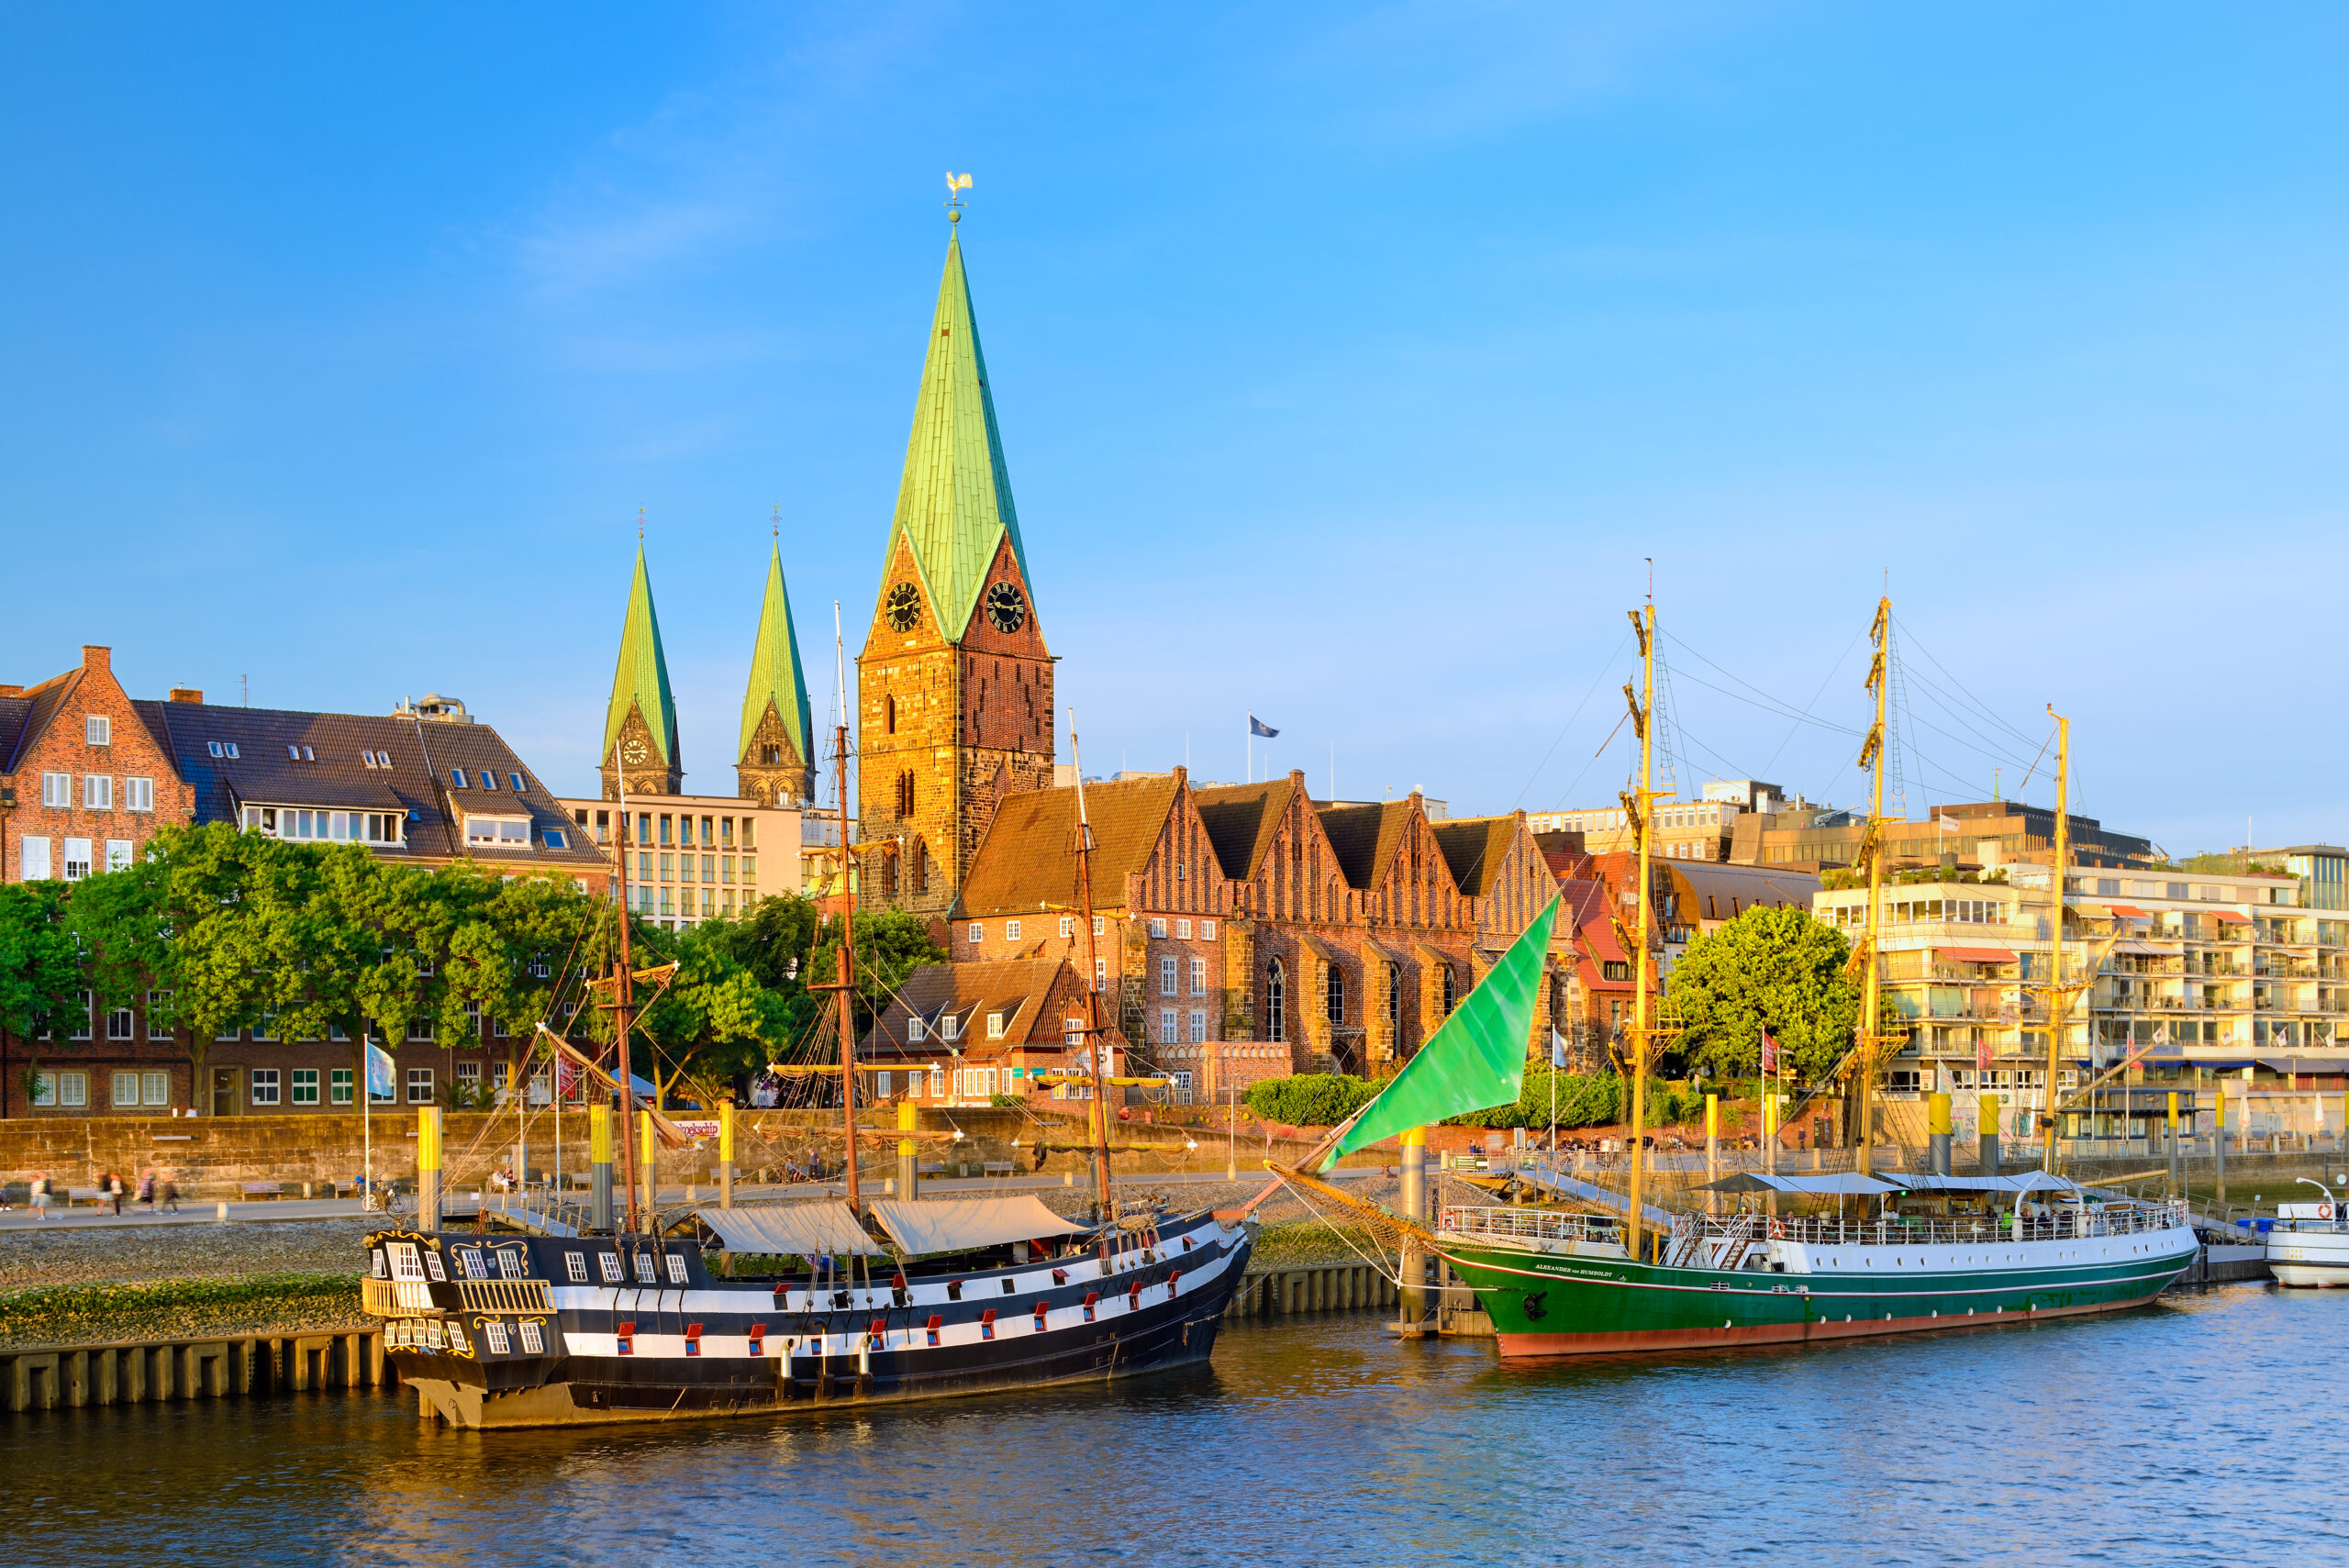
[1192,777,1297,883]
[955,774,1184,917]
[147,701,606,870]
[862,958,1074,1057]
[604,546,679,769]
[1316,800,1416,892]
[1669,860,1822,919]
[1560,882,1628,964]
[883,231,1030,643]
[739,542,815,768]
[0,669,79,774]
[1431,816,1521,897]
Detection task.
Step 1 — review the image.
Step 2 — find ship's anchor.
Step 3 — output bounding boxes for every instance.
[1522,1291,1548,1320]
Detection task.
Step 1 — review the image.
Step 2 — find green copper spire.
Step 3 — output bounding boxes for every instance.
[884,229,1030,640]
[739,541,814,768]
[603,544,678,772]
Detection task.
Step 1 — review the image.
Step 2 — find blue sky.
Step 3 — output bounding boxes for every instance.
[4,4,2343,857]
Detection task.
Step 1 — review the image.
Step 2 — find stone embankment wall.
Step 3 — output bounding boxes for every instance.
[0,1107,1341,1199]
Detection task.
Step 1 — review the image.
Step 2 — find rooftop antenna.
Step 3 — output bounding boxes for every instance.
[945,172,972,224]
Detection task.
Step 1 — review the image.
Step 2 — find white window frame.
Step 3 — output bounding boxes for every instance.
[106,1005,135,1040]
[1200,919,1217,940]
[20,836,51,880]
[930,1067,945,1097]
[330,1068,353,1106]
[1150,917,1168,939]
[1160,1007,1177,1043]
[1094,915,1106,937]
[113,1070,141,1107]
[1190,957,1207,997]
[249,1068,282,1106]
[147,991,173,1040]
[908,1016,926,1041]
[987,1011,1005,1040]
[86,715,111,746]
[1188,1009,1208,1044]
[1160,955,1177,996]
[941,1013,961,1042]
[406,1067,435,1104]
[291,1068,320,1106]
[106,840,133,873]
[142,1070,171,1106]
[1176,918,1192,940]
[968,922,984,944]
[41,772,70,807]
[58,1071,89,1107]
[1059,916,1074,939]
[62,839,93,881]
[1006,919,1022,941]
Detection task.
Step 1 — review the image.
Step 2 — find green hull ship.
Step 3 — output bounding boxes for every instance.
[1438,1200,2199,1356]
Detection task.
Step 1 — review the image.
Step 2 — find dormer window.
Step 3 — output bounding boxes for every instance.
[908,1016,927,1042]
[464,815,531,850]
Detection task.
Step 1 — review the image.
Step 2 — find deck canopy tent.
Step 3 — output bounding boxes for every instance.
[1697,1172,1899,1196]
[694,1202,886,1256]
[868,1195,1091,1257]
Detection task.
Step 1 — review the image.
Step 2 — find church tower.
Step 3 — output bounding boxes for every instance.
[600,545,684,799]
[737,540,817,807]
[857,222,1054,914]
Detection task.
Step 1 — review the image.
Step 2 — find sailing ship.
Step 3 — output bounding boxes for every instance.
[1271,593,2198,1356]
[368,679,1256,1426]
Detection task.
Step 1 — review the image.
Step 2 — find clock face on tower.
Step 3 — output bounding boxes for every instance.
[622,737,649,765]
[984,580,1028,634]
[884,582,922,632]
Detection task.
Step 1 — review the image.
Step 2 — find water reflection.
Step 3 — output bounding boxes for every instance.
[1,1284,2340,1567]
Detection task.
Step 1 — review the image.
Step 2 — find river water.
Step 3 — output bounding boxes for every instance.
[2,1281,2336,1567]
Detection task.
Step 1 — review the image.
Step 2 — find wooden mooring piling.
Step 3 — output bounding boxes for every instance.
[1223,1263,1396,1319]
[1,1329,393,1414]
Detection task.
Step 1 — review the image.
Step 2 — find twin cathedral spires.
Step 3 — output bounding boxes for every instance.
[597,221,1050,912]
[599,539,817,809]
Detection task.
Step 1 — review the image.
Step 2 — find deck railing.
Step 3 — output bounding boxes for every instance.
[1674,1202,2187,1251]
[1439,1207,1622,1246]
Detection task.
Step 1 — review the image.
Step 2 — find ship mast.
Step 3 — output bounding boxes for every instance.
[613,772,643,1233]
[1068,715,1117,1222]
[1620,598,1670,1263]
[1854,596,1891,1179]
[828,605,862,1212]
[2038,707,2075,1173]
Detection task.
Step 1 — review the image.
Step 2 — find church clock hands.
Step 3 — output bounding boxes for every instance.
[885,582,922,632]
[984,580,1027,634]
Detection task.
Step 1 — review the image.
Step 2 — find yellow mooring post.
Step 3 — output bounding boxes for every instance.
[1761,1091,1779,1222]
[640,1108,658,1233]
[1977,1092,2001,1176]
[897,1098,919,1199]
[417,1106,443,1231]
[1703,1094,1719,1216]
[2214,1092,2227,1207]
[1399,1127,1428,1332]
[719,1099,735,1210]
[1928,1091,1953,1177]
[2166,1091,2182,1200]
[589,1101,614,1232]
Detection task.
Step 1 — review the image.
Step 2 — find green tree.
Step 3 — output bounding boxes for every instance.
[1665,906,1860,1082]
[1681,901,1860,1084]
[807,908,946,1038]
[0,881,86,1106]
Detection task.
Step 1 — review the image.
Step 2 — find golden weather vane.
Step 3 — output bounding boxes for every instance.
[945,171,972,222]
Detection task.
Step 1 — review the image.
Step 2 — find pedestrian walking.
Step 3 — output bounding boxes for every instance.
[107,1170,127,1217]
[138,1169,157,1213]
[30,1171,53,1219]
[160,1172,182,1214]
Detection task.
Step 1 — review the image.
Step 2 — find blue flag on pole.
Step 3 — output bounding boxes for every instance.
[1250,715,1278,738]
[1551,1029,1569,1070]
[367,1042,396,1101]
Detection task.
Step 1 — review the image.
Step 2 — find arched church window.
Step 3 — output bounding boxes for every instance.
[885,694,896,735]
[1442,964,1457,1015]
[1326,965,1345,1027]
[1267,960,1286,1045]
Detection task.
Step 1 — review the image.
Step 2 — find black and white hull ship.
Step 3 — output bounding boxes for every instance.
[364,1195,1256,1429]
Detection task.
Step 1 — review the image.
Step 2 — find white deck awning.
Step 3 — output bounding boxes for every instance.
[868,1195,1091,1256]
[695,1202,886,1256]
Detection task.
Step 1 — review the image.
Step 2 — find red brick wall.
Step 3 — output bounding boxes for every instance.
[2,647,195,884]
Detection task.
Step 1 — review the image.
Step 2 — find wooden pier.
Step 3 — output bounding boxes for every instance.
[1,1329,392,1413]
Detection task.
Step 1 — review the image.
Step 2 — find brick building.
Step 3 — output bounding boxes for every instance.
[0,645,196,884]
[3,673,607,1118]
[859,957,1133,1108]
[856,227,1056,917]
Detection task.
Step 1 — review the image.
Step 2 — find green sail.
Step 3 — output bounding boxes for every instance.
[1330,896,1559,1162]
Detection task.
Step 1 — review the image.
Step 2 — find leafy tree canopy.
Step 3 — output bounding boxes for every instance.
[1664,906,1859,1082]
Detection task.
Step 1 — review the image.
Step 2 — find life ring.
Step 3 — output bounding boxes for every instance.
[1768,1219,1787,1240]
[2321,1204,2334,1221]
